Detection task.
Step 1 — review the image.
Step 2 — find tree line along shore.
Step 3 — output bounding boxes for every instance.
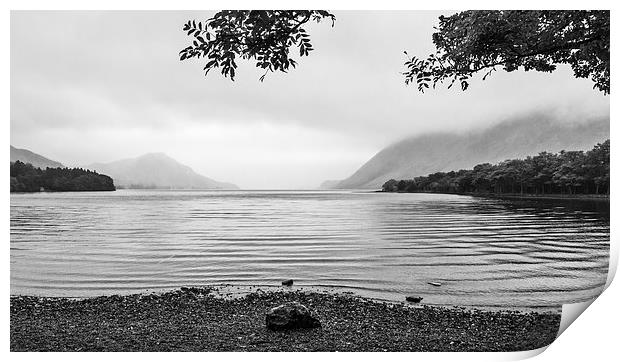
[382,140,610,197]
[10,161,116,192]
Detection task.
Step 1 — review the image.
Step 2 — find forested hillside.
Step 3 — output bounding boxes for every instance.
[10,161,115,192]
[382,140,609,196]
[335,116,609,189]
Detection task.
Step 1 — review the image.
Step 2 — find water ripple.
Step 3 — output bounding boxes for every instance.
[10,190,609,307]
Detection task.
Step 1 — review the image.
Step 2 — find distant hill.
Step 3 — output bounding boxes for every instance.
[334,115,610,189]
[318,180,342,189]
[87,153,238,190]
[10,146,64,169]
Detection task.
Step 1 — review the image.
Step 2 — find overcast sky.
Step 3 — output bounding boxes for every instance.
[11,11,609,189]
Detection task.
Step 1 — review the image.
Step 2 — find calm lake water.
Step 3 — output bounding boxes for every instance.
[10,190,609,307]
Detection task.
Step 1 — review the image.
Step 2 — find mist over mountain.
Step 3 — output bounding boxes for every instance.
[334,115,610,190]
[10,146,64,169]
[87,153,239,190]
[318,180,342,190]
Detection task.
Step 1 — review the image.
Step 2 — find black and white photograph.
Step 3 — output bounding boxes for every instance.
[8,3,613,355]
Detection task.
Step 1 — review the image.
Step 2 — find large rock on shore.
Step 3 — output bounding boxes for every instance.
[265,302,321,331]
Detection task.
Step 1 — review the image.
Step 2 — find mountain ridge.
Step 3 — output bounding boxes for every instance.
[10,146,64,169]
[87,153,238,190]
[333,115,610,189]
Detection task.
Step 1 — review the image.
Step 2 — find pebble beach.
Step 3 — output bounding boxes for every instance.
[10,287,561,352]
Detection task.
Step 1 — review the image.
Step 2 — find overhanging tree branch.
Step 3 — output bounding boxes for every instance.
[179,10,335,81]
[404,10,610,94]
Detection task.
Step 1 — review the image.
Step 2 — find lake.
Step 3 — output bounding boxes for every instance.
[10,190,609,308]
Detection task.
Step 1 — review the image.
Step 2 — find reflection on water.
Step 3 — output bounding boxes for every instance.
[10,190,609,307]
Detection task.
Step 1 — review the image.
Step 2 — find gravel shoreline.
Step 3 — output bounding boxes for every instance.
[10,287,561,352]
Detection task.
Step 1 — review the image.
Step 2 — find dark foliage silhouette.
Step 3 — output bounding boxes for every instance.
[179,10,335,81]
[383,140,609,195]
[180,10,609,94]
[10,161,116,192]
[404,11,610,94]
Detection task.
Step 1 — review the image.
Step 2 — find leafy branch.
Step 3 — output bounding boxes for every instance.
[403,10,609,94]
[179,10,336,81]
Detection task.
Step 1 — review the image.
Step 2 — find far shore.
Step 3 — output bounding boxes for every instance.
[479,192,609,202]
[11,287,560,352]
[379,190,610,202]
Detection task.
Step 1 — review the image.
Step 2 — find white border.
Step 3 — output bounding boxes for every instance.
[4,1,617,361]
